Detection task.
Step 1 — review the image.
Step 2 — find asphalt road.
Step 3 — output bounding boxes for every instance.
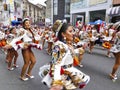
[0,46,120,90]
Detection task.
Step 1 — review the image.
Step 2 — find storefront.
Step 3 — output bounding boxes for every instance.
[71,13,85,26]
[107,6,120,23]
[71,0,112,25]
[90,10,106,22]
[70,0,87,26]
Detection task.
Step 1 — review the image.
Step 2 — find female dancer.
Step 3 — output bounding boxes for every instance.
[6,27,18,70]
[40,20,90,90]
[4,18,42,81]
[87,26,98,53]
[41,27,49,49]
[19,18,36,81]
[47,28,55,55]
[109,22,120,80]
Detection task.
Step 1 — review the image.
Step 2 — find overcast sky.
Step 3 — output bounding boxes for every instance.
[28,0,46,6]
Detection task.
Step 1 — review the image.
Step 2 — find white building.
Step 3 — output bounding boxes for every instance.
[23,0,46,25]
[0,0,14,25]
[0,0,46,26]
[70,0,112,25]
[45,0,53,25]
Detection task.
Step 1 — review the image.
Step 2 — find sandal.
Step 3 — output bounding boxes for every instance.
[6,60,9,63]
[106,55,111,58]
[8,67,14,71]
[20,77,29,81]
[109,74,117,80]
[78,64,83,68]
[26,74,35,79]
[13,64,19,68]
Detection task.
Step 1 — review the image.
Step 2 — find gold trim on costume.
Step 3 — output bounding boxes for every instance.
[52,80,63,86]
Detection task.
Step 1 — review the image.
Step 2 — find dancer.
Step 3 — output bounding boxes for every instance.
[109,22,120,80]
[19,18,37,81]
[4,18,41,81]
[39,20,90,90]
[6,27,18,70]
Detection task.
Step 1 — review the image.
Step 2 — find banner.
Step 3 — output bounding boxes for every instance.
[71,0,86,10]
[89,0,107,6]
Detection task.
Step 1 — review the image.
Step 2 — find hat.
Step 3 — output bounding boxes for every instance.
[22,18,29,23]
[52,20,62,32]
[107,23,113,29]
[114,21,120,31]
[115,24,120,31]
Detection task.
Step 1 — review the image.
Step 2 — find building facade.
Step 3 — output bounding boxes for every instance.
[113,0,120,5]
[0,0,46,26]
[45,0,53,25]
[107,0,120,23]
[53,0,70,23]
[0,0,4,24]
[0,0,24,25]
[23,0,46,25]
[0,0,15,25]
[45,0,119,25]
[70,0,112,26]
[45,0,76,24]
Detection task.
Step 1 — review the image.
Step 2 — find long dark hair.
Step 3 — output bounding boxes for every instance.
[22,18,29,29]
[57,23,72,42]
[9,27,15,33]
[22,18,35,42]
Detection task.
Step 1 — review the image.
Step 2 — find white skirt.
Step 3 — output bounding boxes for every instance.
[110,45,120,53]
[39,64,90,89]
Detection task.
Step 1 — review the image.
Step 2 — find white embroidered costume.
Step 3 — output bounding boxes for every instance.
[9,28,42,50]
[39,41,90,89]
[110,31,120,53]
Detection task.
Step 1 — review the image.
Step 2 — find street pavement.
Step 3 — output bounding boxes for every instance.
[0,46,120,90]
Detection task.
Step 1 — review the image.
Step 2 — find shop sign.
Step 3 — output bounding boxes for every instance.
[71,0,86,10]
[89,0,107,6]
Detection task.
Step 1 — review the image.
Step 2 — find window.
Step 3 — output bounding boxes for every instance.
[65,0,70,15]
[53,0,58,15]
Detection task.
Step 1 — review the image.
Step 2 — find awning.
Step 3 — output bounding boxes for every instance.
[107,6,120,16]
[11,20,22,26]
[88,20,105,25]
